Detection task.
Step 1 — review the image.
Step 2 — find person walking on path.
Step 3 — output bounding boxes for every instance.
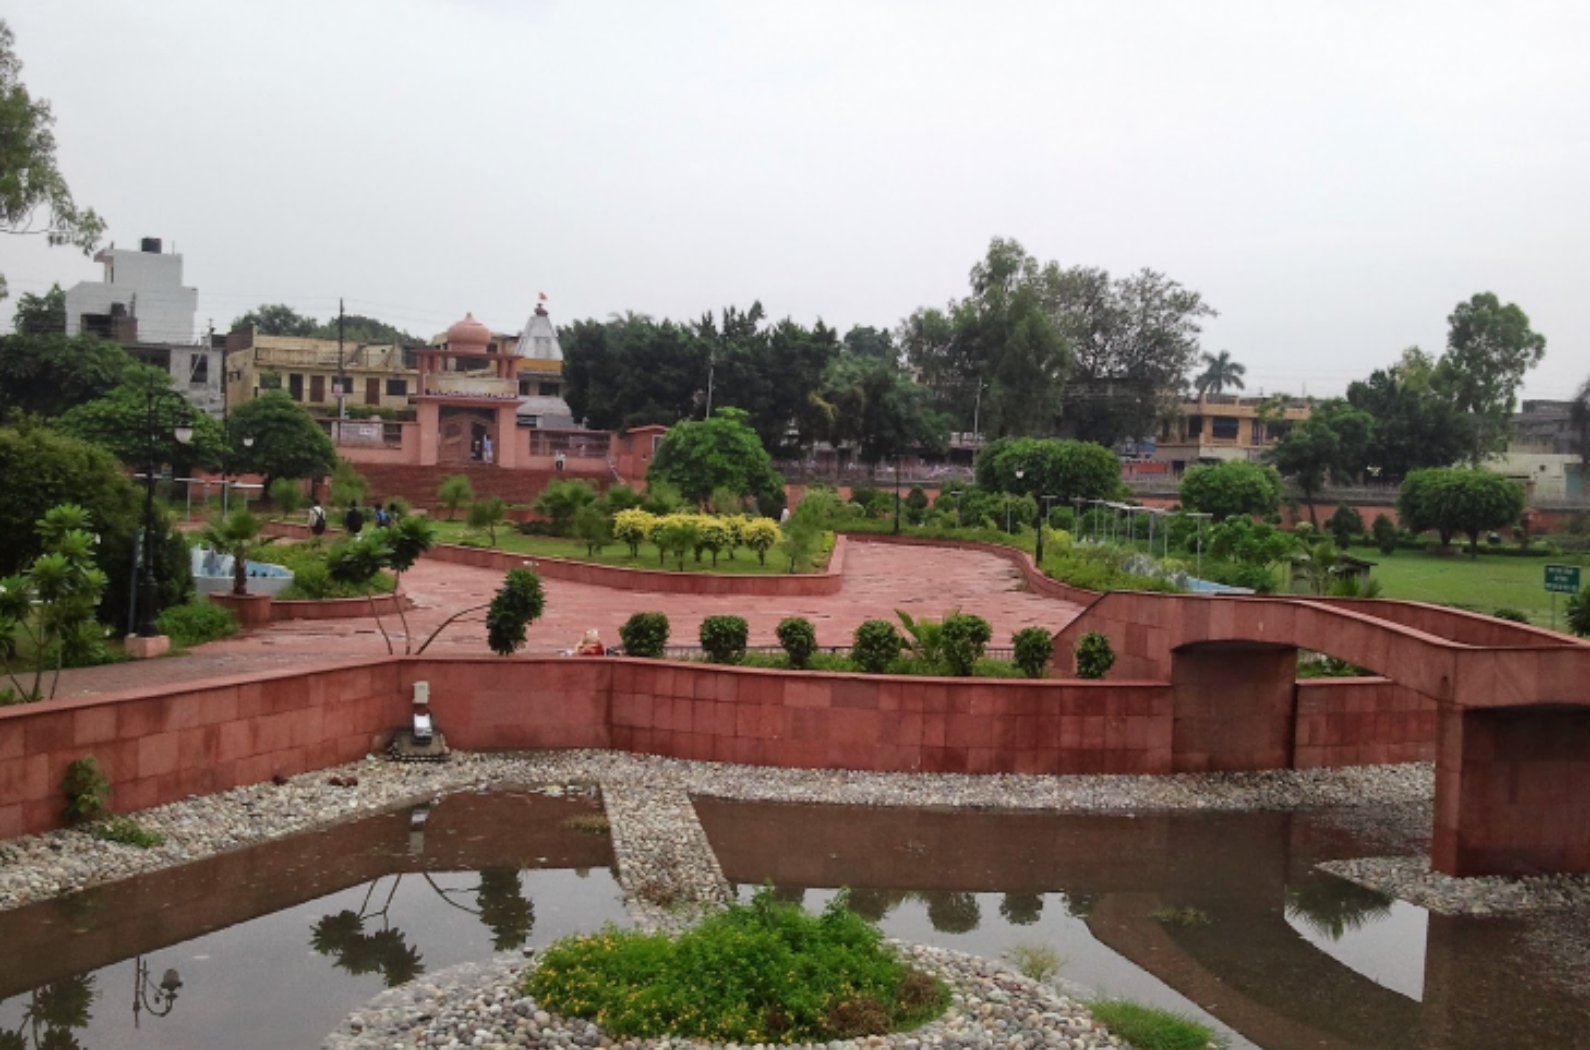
[345,501,366,536]
[309,502,328,536]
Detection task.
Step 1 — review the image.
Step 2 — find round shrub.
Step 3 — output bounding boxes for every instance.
[776,616,818,669]
[619,611,670,658]
[939,612,992,676]
[1074,631,1116,680]
[1566,591,1589,638]
[486,568,546,657]
[1492,607,1529,624]
[851,619,903,674]
[700,615,749,664]
[1011,627,1053,679]
[156,602,240,648]
[526,887,947,1044]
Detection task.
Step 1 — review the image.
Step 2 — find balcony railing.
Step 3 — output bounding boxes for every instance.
[421,374,518,398]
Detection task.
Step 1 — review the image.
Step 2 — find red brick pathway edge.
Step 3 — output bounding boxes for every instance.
[0,655,1427,840]
[262,521,848,597]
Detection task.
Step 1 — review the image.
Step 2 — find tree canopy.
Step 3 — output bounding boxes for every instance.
[1266,399,1374,525]
[1398,467,1526,556]
[0,20,105,303]
[12,282,64,334]
[900,238,1071,440]
[0,330,134,421]
[230,303,318,337]
[227,392,337,492]
[53,365,227,475]
[1436,292,1547,463]
[229,304,426,345]
[646,407,785,513]
[1178,460,1283,522]
[1195,350,1246,396]
[1346,348,1470,482]
[973,437,1124,504]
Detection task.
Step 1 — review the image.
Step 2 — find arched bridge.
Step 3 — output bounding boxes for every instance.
[1053,592,1590,878]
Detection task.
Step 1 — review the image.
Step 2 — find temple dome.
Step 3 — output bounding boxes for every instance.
[446,312,491,349]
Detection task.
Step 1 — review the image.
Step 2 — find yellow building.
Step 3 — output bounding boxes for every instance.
[1154,394,1312,471]
[224,328,418,415]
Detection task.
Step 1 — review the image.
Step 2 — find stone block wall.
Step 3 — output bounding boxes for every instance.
[1294,678,1437,768]
[0,661,405,839]
[1434,705,1590,876]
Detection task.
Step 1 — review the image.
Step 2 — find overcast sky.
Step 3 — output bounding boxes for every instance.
[3,1,1586,400]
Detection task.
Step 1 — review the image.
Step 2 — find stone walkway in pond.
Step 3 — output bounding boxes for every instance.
[50,542,1083,698]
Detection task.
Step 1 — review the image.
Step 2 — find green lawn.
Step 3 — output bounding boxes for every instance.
[425,520,827,575]
[1354,545,1589,627]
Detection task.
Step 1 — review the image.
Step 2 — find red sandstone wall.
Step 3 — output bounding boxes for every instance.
[0,656,1444,841]
[1293,678,1437,768]
[0,661,405,839]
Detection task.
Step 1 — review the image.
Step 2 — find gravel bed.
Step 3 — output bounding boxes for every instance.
[1318,855,1590,916]
[323,943,1127,1050]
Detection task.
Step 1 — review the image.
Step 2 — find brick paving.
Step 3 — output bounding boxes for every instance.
[48,542,1081,698]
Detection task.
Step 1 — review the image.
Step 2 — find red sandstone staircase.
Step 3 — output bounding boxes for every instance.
[349,463,610,510]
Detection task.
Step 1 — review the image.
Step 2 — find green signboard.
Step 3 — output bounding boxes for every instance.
[1545,564,1581,595]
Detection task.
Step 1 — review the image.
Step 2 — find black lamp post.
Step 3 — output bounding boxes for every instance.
[892,455,902,535]
[1035,494,1057,566]
[134,380,194,638]
[132,955,183,1027]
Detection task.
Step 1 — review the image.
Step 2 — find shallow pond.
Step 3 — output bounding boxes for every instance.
[696,798,1590,1050]
[0,788,627,1050]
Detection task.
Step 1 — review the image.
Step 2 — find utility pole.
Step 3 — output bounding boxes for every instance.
[336,298,346,444]
[213,320,229,517]
[705,350,715,418]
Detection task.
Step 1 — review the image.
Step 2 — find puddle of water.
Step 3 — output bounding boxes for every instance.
[697,798,1590,1050]
[0,789,628,1050]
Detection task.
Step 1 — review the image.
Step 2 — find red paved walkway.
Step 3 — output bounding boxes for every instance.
[49,543,1082,698]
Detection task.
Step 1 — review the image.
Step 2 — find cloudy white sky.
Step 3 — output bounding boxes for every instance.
[3,1,1586,400]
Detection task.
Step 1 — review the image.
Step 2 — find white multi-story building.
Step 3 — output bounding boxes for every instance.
[64,237,198,345]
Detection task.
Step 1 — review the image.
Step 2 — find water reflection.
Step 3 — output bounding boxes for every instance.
[699,799,1590,1050]
[0,789,628,1050]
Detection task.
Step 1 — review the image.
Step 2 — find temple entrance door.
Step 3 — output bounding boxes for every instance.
[437,408,497,464]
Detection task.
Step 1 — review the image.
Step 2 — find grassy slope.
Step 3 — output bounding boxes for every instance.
[1354,545,1589,627]
[425,520,824,576]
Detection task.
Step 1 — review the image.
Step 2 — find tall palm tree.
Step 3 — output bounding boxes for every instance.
[1196,350,1247,396]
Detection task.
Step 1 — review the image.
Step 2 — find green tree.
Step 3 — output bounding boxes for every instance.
[12,283,64,334]
[308,314,424,346]
[467,496,509,548]
[900,238,1071,439]
[974,437,1124,504]
[1437,293,1548,463]
[1266,399,1374,525]
[475,869,534,951]
[1569,373,1590,478]
[1398,467,1526,556]
[1051,266,1216,446]
[573,502,611,556]
[437,474,474,520]
[811,354,947,467]
[0,332,133,421]
[227,392,337,494]
[230,303,319,337]
[1346,348,1470,482]
[0,503,108,701]
[53,366,227,476]
[532,478,598,537]
[1194,349,1246,396]
[646,407,785,511]
[1326,504,1364,549]
[485,567,546,656]
[0,20,105,303]
[562,312,710,430]
[1177,460,1283,522]
[0,423,188,625]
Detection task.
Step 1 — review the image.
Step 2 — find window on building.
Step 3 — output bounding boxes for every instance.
[386,378,407,397]
[1251,419,1264,444]
[1186,416,1203,438]
[1211,417,1240,440]
[288,374,304,401]
[539,381,560,397]
[310,374,325,403]
[189,354,209,385]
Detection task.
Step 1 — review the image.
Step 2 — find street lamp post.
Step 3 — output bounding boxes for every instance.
[1011,468,1025,535]
[132,955,183,1027]
[1035,494,1057,566]
[892,455,902,535]
[134,380,193,638]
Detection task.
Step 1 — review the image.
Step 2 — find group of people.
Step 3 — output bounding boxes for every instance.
[306,499,403,537]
